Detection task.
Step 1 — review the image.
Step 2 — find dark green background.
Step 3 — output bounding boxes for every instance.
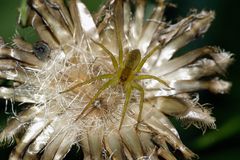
[0,0,239,159]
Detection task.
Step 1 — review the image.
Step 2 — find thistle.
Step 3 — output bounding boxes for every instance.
[0,0,233,160]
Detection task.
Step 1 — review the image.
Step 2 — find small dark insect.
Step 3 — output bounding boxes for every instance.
[33,41,51,61]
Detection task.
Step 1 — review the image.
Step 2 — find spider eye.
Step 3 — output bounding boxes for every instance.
[33,41,51,61]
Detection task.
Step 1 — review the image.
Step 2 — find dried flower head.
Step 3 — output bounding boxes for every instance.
[0,0,233,159]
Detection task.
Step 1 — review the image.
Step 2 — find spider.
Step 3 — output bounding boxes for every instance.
[60,1,169,129]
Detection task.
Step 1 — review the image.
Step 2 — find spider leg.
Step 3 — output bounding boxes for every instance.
[131,82,144,126]
[114,0,124,66]
[91,39,118,70]
[135,74,169,87]
[76,78,117,120]
[119,85,132,129]
[60,74,113,93]
[135,44,162,72]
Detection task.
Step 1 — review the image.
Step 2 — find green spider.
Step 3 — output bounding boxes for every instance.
[60,1,168,129]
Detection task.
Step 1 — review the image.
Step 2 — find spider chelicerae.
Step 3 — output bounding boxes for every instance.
[60,1,169,129]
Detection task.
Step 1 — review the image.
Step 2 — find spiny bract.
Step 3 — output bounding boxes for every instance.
[0,0,233,160]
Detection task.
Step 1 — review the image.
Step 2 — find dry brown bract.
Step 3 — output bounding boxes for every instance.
[0,0,233,160]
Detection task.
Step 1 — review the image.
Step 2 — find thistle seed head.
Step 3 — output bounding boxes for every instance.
[0,0,233,159]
